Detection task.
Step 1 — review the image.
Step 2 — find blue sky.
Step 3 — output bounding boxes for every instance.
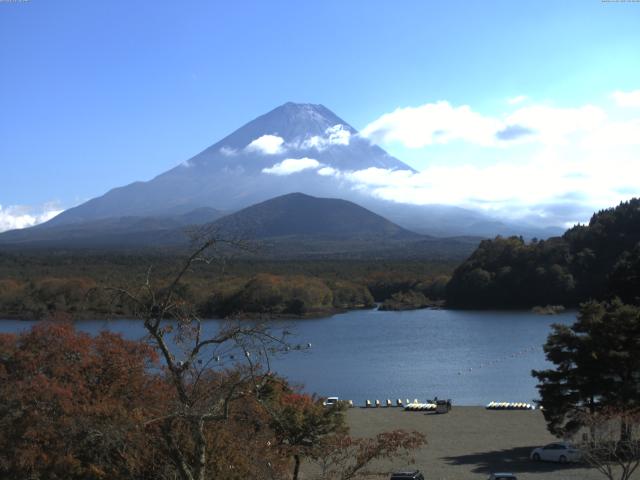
[1,0,640,230]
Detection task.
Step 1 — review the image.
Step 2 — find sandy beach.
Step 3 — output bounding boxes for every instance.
[302,406,619,480]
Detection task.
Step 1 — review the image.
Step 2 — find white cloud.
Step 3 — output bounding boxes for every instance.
[361,101,502,147]
[314,150,640,224]
[0,203,64,233]
[582,119,640,147]
[508,95,528,105]
[505,104,606,144]
[262,157,321,176]
[317,166,338,176]
[361,100,611,148]
[611,89,640,108]
[219,146,238,156]
[318,95,640,224]
[325,124,351,146]
[246,134,285,155]
[300,124,352,150]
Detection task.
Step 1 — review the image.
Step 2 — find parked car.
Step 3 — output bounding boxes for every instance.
[390,470,424,480]
[323,396,339,407]
[530,441,581,463]
[488,474,517,480]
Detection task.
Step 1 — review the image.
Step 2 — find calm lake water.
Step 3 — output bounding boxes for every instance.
[0,309,576,406]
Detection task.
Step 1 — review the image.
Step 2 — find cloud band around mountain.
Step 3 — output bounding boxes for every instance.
[262,157,321,175]
[245,134,285,155]
[244,124,352,158]
[353,91,640,225]
[0,203,63,233]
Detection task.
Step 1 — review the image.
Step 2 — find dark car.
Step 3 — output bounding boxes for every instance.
[488,474,517,480]
[390,470,425,480]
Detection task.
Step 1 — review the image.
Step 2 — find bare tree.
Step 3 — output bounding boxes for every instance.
[575,408,640,480]
[310,430,426,480]
[111,232,288,480]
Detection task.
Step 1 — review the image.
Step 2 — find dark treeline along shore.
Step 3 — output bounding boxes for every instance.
[1,197,639,321]
[447,198,640,309]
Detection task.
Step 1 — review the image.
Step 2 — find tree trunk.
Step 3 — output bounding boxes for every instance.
[193,417,207,480]
[292,454,301,480]
[620,418,631,443]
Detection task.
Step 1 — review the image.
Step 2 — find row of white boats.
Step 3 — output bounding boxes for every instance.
[342,399,537,410]
[365,398,436,408]
[404,402,438,411]
[486,401,536,410]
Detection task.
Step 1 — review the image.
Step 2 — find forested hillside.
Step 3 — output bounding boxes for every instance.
[0,254,454,320]
[446,198,640,308]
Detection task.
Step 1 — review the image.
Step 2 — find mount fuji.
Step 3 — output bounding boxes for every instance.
[2,102,562,246]
[46,102,413,225]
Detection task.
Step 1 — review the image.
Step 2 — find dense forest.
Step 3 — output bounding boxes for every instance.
[446,198,640,308]
[3,198,639,318]
[0,253,454,320]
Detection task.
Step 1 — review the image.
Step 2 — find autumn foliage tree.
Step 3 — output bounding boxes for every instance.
[265,387,426,480]
[0,321,165,479]
[0,236,428,480]
[268,390,347,480]
[0,316,426,480]
[310,430,427,480]
[110,234,297,480]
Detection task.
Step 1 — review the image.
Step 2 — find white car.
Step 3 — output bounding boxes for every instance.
[530,441,581,463]
[323,396,339,407]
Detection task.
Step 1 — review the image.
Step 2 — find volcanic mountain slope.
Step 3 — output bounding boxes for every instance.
[204,193,479,259]
[9,101,562,240]
[0,207,225,248]
[209,192,419,239]
[0,193,481,260]
[46,102,413,226]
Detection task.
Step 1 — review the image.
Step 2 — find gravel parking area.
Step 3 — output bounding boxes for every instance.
[301,406,620,480]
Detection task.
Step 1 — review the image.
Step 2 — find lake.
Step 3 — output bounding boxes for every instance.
[0,308,576,406]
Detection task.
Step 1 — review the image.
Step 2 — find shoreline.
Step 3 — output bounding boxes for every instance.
[0,305,575,322]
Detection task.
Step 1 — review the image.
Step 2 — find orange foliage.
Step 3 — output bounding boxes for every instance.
[0,322,166,479]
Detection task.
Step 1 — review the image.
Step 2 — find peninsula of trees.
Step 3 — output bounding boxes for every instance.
[446,198,640,309]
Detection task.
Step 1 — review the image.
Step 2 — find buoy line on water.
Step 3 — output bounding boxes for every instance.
[456,344,541,376]
[198,342,313,364]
